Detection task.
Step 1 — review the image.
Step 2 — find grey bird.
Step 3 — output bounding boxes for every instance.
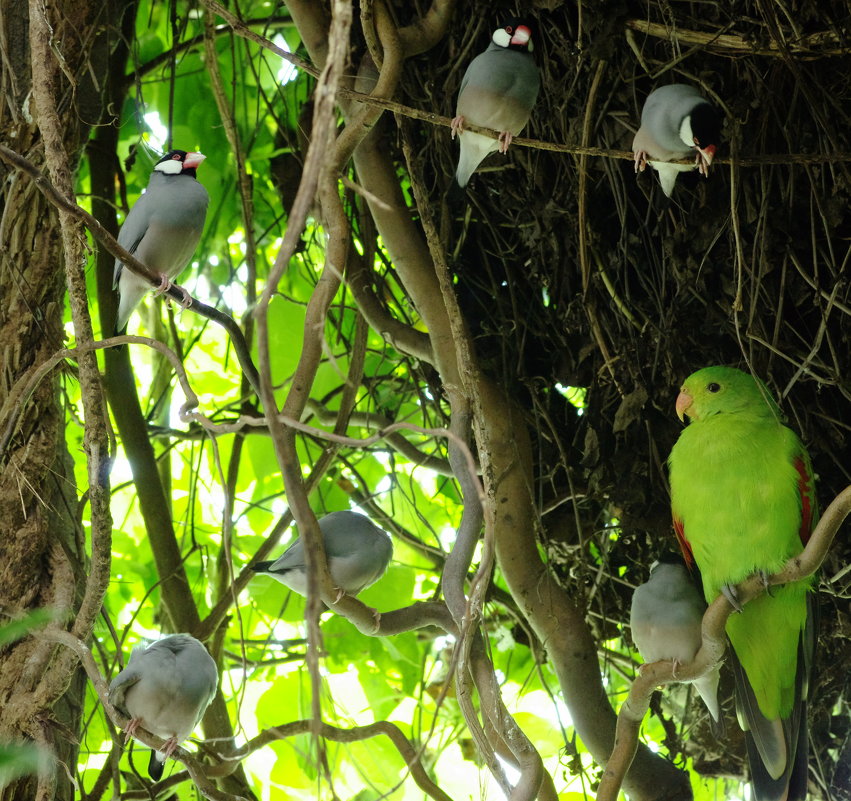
[113,149,209,334]
[451,19,541,188]
[632,84,721,196]
[630,556,723,733]
[251,511,393,599]
[108,633,218,781]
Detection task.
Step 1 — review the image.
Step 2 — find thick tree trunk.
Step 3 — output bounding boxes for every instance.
[0,1,115,797]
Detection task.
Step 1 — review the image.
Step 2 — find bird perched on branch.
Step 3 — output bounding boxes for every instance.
[113,149,209,334]
[668,366,816,801]
[630,553,724,735]
[451,18,541,188]
[251,511,393,599]
[108,633,218,781]
[632,84,721,196]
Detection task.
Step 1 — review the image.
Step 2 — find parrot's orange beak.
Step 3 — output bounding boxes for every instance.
[675,390,693,422]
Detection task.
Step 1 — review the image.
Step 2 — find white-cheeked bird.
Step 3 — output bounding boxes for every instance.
[113,149,209,334]
[108,633,218,781]
[630,555,724,734]
[632,84,721,197]
[451,19,541,188]
[251,511,393,599]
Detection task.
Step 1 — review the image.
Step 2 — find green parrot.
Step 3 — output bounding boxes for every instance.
[668,366,816,801]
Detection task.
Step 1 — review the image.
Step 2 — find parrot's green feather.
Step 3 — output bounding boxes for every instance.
[668,366,816,724]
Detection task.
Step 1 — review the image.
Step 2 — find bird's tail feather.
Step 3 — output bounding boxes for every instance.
[455,132,498,188]
[731,643,809,801]
[147,749,165,781]
[693,670,725,738]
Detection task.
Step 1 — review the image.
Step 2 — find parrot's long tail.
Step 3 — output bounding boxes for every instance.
[730,591,816,801]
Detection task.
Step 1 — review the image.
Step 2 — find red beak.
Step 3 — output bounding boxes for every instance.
[510,25,531,47]
[183,152,206,170]
[675,390,693,422]
[697,144,716,177]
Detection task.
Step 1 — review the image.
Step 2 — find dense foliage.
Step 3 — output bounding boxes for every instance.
[2,0,849,799]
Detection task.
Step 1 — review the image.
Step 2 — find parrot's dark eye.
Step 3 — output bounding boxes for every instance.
[707,382,721,393]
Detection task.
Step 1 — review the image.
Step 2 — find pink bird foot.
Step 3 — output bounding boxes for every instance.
[123,717,142,743]
[634,150,648,173]
[497,130,513,154]
[160,735,179,760]
[153,273,172,297]
[450,115,465,140]
[173,283,193,311]
[695,152,711,178]
[153,274,193,312]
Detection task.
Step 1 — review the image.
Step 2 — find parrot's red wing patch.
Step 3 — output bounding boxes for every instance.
[672,516,695,569]
[794,456,816,544]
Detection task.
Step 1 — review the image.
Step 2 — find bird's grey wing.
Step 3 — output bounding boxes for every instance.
[318,512,364,558]
[641,85,701,155]
[321,512,393,592]
[169,637,218,726]
[107,666,142,716]
[113,192,155,288]
[265,537,307,572]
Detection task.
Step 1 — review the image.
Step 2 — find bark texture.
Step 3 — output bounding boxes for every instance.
[0,1,116,797]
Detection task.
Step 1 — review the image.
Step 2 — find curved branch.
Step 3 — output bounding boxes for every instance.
[305,399,453,474]
[397,0,454,57]
[596,483,851,801]
[626,18,850,58]
[235,720,453,801]
[346,251,434,363]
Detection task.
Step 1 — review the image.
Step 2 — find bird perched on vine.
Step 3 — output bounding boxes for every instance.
[632,84,721,196]
[113,149,209,334]
[108,634,218,781]
[451,18,541,188]
[668,366,816,801]
[630,553,724,735]
[251,511,393,599]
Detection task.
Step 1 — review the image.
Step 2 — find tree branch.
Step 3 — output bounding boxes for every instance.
[235,719,453,801]
[27,0,113,711]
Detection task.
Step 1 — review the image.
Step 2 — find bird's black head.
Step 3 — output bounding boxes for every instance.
[154,149,206,178]
[653,551,687,569]
[689,102,721,150]
[492,18,536,52]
